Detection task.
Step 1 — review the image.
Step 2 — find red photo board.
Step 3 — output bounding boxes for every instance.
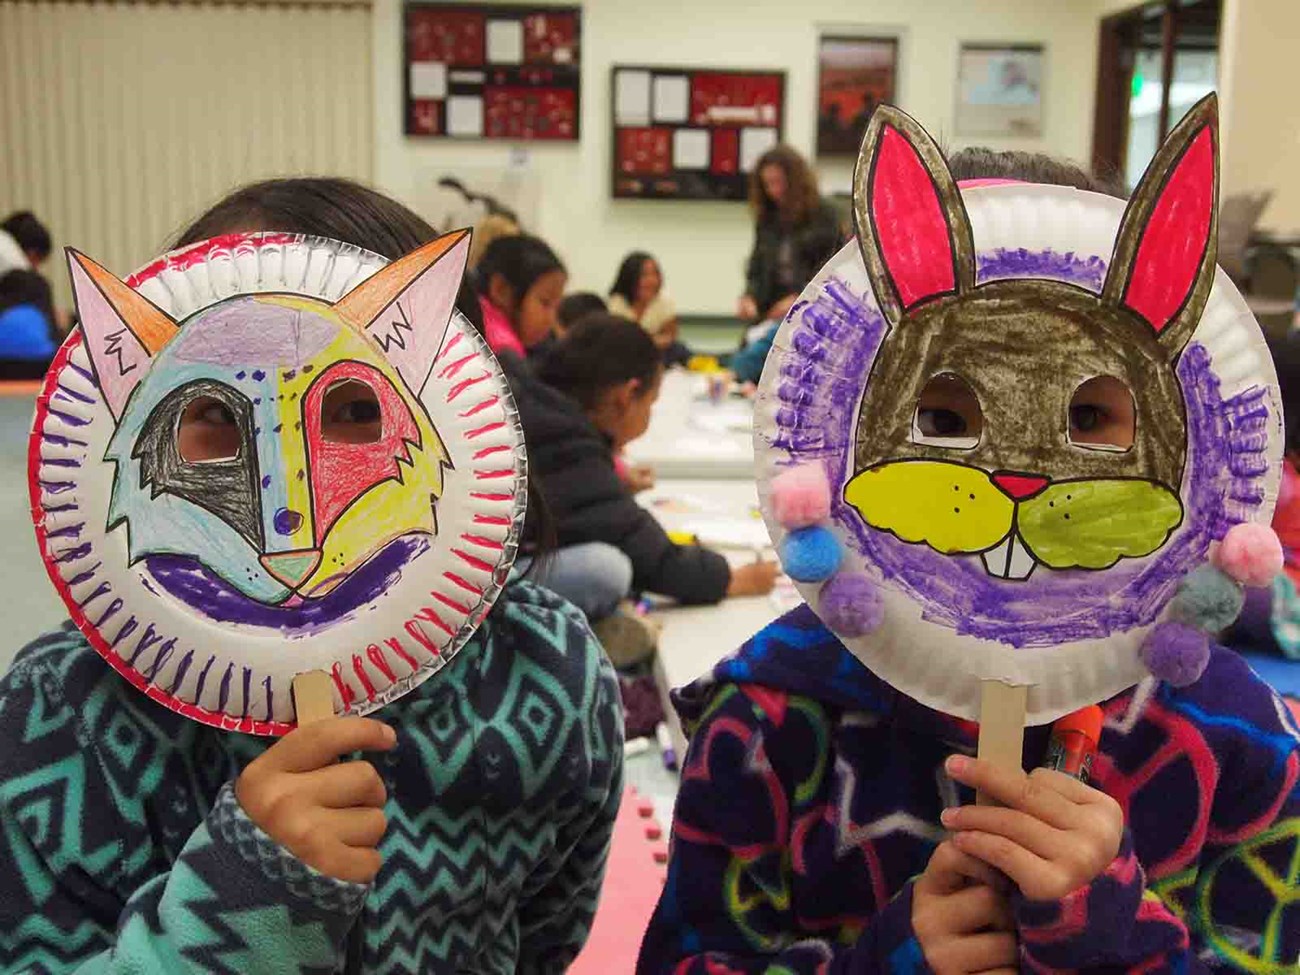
[611,65,786,201]
[405,4,581,141]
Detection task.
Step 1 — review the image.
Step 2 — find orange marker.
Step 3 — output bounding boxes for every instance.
[1042,705,1103,784]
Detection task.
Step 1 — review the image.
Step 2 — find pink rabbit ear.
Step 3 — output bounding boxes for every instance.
[1103,94,1218,357]
[853,105,975,324]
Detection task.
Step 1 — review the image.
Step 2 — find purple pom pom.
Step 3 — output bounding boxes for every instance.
[820,572,883,638]
[1141,622,1211,687]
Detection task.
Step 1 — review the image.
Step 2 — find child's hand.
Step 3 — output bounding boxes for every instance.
[941,755,1124,902]
[913,841,1018,974]
[727,560,779,596]
[627,464,656,493]
[235,717,396,884]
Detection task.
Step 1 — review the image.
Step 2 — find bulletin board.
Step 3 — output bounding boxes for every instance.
[610,65,786,201]
[404,3,582,141]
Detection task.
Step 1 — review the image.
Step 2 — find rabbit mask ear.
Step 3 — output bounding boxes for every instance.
[853,105,976,325]
[1102,93,1218,361]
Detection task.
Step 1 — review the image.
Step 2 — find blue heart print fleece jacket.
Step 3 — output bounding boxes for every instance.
[637,604,1300,974]
[0,580,623,974]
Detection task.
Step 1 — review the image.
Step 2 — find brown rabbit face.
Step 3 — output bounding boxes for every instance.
[845,100,1217,582]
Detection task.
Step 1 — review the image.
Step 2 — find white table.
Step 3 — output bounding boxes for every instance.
[639,479,784,763]
[624,370,755,480]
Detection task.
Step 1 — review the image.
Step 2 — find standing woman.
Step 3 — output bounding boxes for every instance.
[607,251,689,366]
[736,145,843,324]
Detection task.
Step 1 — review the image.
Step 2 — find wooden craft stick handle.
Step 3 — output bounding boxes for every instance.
[292,670,336,727]
[975,680,1028,806]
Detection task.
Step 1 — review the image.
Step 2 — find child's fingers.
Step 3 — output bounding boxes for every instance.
[269,717,397,773]
[317,843,384,885]
[325,807,389,848]
[943,883,1016,934]
[918,841,1010,894]
[942,804,1064,860]
[951,829,1054,895]
[939,932,1019,974]
[1027,766,1107,805]
[946,756,1077,829]
[300,760,388,809]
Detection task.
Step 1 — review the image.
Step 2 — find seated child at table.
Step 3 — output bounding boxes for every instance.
[608,251,690,367]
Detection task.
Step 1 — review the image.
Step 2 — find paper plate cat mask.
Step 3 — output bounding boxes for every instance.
[29,232,525,734]
[756,95,1284,724]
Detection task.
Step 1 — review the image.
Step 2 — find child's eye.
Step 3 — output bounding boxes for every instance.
[1069,404,1105,432]
[179,395,242,463]
[912,373,982,449]
[321,380,382,444]
[1068,376,1135,451]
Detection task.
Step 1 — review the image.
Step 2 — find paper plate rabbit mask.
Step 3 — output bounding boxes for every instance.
[30,232,525,734]
[757,96,1284,723]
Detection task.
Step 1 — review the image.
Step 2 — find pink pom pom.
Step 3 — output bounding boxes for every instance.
[771,464,832,529]
[1213,523,1283,587]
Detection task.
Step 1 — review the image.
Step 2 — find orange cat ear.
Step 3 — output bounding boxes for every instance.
[853,105,975,325]
[334,230,471,395]
[1102,94,1218,359]
[67,250,179,418]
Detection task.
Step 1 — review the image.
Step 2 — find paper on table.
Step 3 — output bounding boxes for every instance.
[487,19,524,64]
[410,62,448,100]
[652,75,690,124]
[447,95,484,137]
[615,70,651,126]
[678,517,772,550]
[740,127,779,172]
[672,129,710,170]
[688,403,752,434]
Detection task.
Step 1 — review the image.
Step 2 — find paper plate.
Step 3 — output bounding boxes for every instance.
[30,232,525,734]
[755,101,1282,725]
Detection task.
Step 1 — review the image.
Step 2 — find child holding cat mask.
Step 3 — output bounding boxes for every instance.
[639,99,1299,975]
[0,177,623,974]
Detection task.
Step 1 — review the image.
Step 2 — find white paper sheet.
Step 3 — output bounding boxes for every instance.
[486,19,523,64]
[615,69,651,126]
[409,62,448,100]
[447,95,484,137]
[672,129,710,170]
[652,75,690,123]
[740,127,779,172]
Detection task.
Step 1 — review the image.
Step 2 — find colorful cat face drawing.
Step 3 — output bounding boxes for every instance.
[69,232,469,612]
[845,99,1217,581]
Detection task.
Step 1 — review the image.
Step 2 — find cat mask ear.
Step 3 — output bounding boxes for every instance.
[853,105,976,325]
[334,229,471,396]
[67,250,179,419]
[1102,93,1218,360]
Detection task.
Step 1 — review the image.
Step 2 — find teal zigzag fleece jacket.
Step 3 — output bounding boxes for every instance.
[0,580,623,974]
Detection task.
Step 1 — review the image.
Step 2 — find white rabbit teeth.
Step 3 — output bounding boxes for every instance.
[981,532,1037,581]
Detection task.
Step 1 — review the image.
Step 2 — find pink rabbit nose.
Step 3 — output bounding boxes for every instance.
[991,471,1050,501]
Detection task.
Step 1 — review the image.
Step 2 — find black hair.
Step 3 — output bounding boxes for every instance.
[557,292,607,330]
[2,211,52,261]
[172,176,483,332]
[609,251,658,305]
[946,147,1127,199]
[1267,332,1300,455]
[475,235,565,315]
[0,269,53,315]
[168,176,570,558]
[537,314,663,411]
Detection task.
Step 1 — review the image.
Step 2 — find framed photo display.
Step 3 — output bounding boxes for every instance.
[404,3,581,141]
[954,43,1044,137]
[611,65,786,201]
[816,35,899,157]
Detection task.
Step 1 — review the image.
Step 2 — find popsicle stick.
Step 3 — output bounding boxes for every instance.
[292,670,336,727]
[975,680,1028,806]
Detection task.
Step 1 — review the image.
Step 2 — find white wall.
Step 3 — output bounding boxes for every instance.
[371,0,1102,315]
[1219,0,1300,233]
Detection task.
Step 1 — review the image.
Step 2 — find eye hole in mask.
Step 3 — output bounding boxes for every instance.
[321,379,383,445]
[912,373,982,450]
[178,396,242,463]
[1068,376,1135,452]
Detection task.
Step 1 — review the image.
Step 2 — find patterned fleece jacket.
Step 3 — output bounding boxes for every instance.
[637,604,1300,974]
[0,580,623,974]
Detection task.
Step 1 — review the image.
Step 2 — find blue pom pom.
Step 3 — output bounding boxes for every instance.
[780,526,843,582]
[1170,564,1245,633]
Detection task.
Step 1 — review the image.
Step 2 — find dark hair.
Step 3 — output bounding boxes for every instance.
[748,145,822,225]
[172,176,483,332]
[476,234,565,314]
[0,269,53,315]
[537,314,662,411]
[609,251,659,305]
[946,147,1126,198]
[2,211,52,261]
[557,292,607,329]
[1268,332,1300,455]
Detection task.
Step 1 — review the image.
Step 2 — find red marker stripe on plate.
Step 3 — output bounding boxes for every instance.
[444,572,485,595]
[459,395,500,419]
[437,352,477,379]
[431,590,472,614]
[413,606,456,636]
[452,549,495,572]
[466,421,505,440]
[385,637,419,671]
[474,513,512,526]
[352,654,377,701]
[460,533,504,551]
[446,373,491,402]
[470,491,513,502]
[474,469,514,480]
[366,643,396,682]
[435,331,463,362]
[331,663,356,708]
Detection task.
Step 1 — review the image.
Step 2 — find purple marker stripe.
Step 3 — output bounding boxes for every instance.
[93,598,123,628]
[263,676,274,721]
[65,564,101,588]
[40,480,76,494]
[127,624,163,667]
[66,360,96,385]
[41,457,82,469]
[217,663,234,714]
[76,582,111,609]
[42,502,78,513]
[144,639,176,681]
[41,433,89,448]
[169,650,195,695]
[46,523,85,540]
[54,383,96,405]
[241,667,252,720]
[194,655,216,703]
[111,616,139,648]
[54,543,93,563]
[45,406,91,427]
